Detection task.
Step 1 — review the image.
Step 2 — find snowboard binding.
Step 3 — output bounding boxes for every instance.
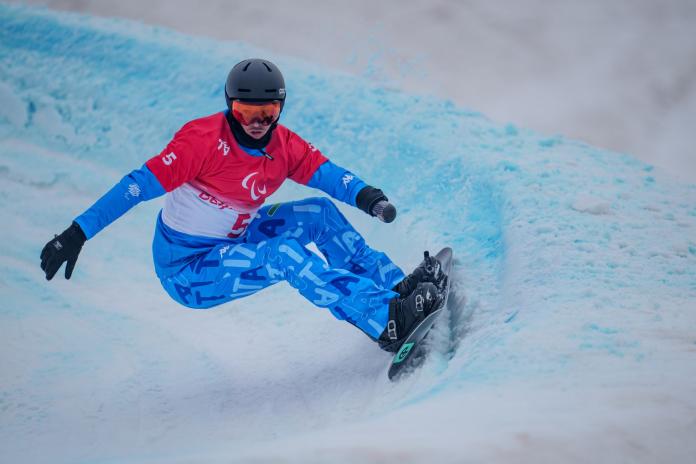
[379,281,443,352]
[393,250,447,298]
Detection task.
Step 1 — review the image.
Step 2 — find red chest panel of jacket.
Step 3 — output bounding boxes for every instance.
[145,112,327,238]
[194,139,287,211]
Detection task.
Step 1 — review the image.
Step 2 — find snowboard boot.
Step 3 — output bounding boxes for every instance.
[393,251,446,298]
[378,281,442,353]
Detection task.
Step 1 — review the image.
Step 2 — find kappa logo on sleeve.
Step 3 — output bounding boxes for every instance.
[342,174,354,188]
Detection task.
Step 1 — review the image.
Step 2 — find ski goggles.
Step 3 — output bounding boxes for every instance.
[231,100,281,126]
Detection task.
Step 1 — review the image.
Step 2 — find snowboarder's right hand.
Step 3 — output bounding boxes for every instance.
[356,186,397,223]
[40,222,87,280]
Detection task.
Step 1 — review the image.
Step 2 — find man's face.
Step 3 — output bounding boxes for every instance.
[232,100,281,139]
[241,120,272,139]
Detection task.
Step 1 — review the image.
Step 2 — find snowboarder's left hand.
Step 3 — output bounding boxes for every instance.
[356,186,397,223]
[40,222,87,280]
[372,200,397,223]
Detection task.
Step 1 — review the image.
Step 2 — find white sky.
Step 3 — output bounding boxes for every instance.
[10,0,696,181]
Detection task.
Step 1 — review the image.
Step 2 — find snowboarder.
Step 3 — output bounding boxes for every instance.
[40,58,443,352]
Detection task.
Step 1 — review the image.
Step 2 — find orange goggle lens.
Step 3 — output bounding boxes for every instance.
[232,100,281,126]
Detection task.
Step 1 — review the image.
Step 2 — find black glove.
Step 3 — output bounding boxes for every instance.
[40,222,87,280]
[356,186,397,223]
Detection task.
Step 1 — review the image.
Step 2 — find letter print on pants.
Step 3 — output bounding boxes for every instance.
[162,197,405,339]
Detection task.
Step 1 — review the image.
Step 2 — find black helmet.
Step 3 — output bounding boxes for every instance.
[225,58,286,109]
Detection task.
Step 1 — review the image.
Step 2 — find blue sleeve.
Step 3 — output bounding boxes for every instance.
[306,160,367,207]
[74,164,166,239]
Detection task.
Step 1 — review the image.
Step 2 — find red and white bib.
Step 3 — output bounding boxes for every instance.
[146,113,327,239]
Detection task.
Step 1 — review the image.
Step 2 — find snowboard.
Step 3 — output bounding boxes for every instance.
[388,247,454,381]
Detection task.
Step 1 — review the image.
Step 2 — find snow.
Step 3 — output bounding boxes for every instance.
[1,5,696,463]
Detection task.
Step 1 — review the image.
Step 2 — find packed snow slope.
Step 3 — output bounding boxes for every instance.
[1,5,695,464]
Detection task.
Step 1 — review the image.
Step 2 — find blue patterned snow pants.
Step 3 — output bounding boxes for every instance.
[156,197,404,339]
